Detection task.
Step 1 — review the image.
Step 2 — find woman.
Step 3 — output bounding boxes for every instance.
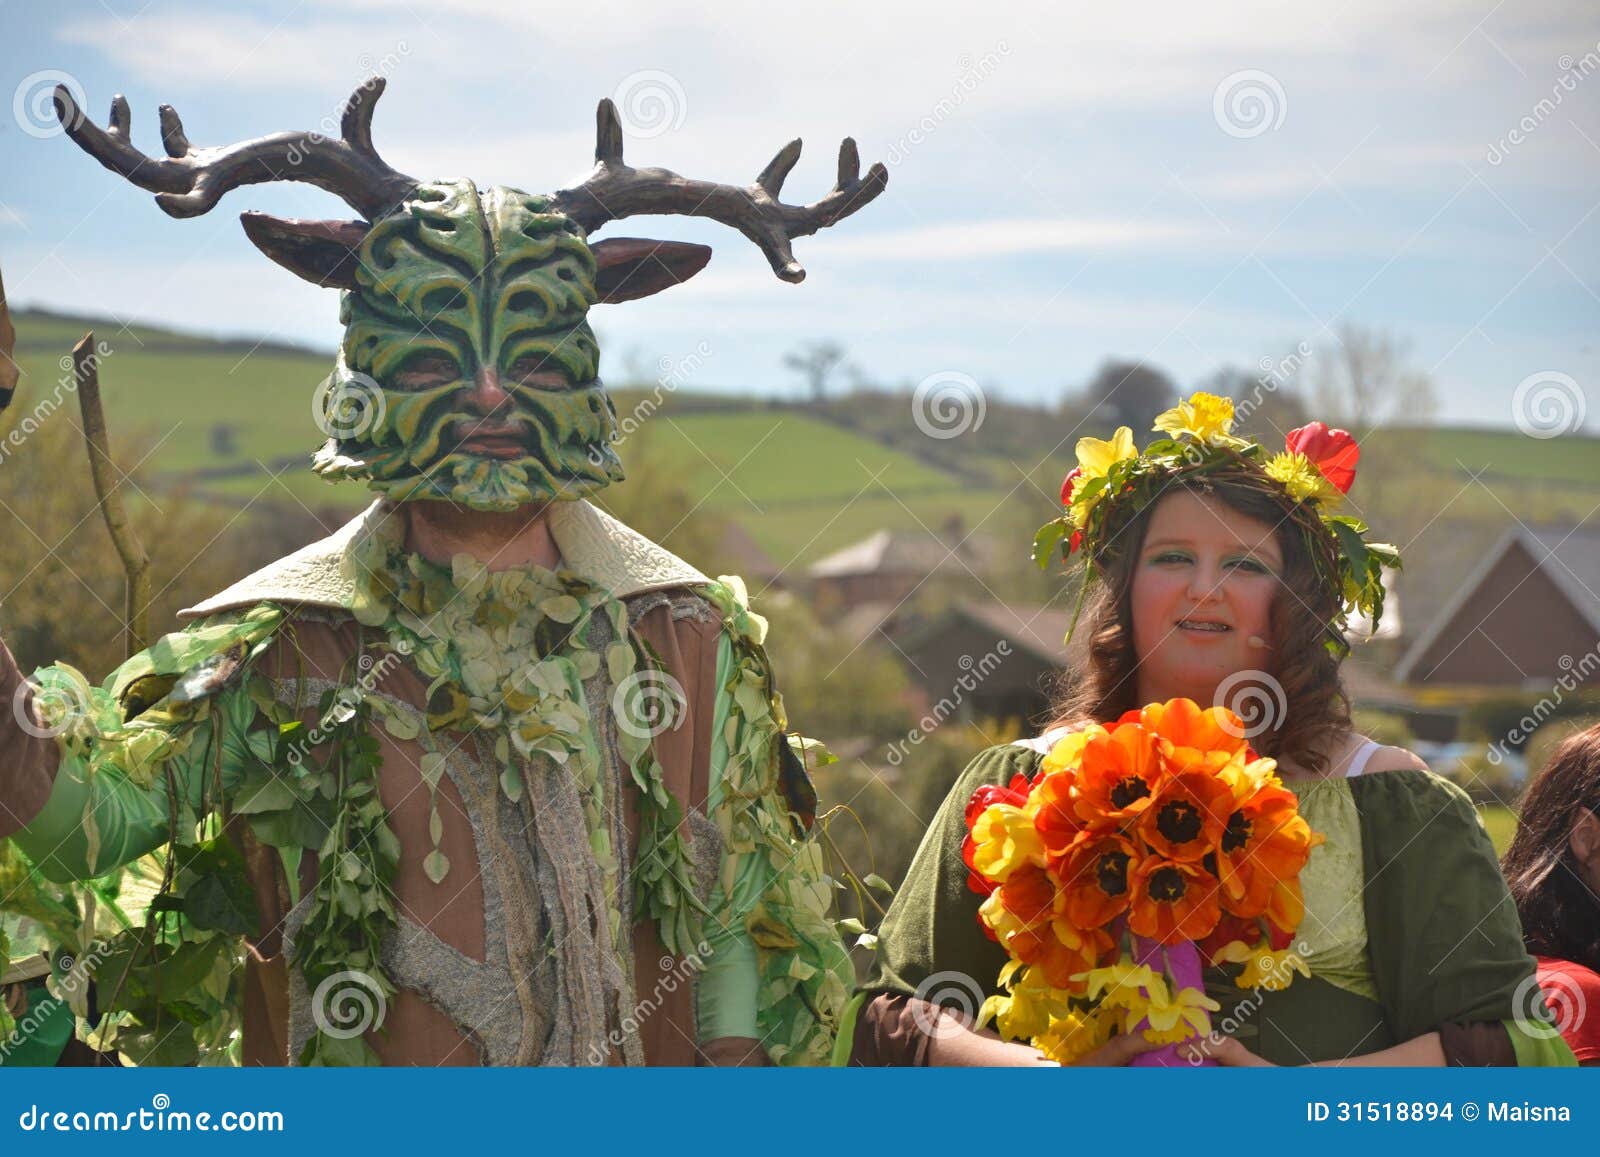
[1503,725,1600,1065]
[840,393,1574,1067]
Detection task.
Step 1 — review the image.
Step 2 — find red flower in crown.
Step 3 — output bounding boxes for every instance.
[1284,422,1359,494]
[1059,466,1083,506]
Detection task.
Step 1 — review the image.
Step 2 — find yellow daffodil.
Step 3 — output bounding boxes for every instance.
[979,963,1075,1041]
[1076,958,1169,1010]
[1152,392,1245,447]
[1074,426,1137,481]
[1213,938,1313,991]
[1216,751,1282,802]
[1139,983,1222,1045]
[1036,1005,1118,1064]
[969,803,1046,883]
[1263,451,1342,505]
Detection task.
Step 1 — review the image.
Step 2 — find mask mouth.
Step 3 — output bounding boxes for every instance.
[443,416,535,460]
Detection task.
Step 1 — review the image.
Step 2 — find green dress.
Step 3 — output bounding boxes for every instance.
[838,741,1575,1066]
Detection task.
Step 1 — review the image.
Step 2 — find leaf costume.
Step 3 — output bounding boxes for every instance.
[2,78,885,1065]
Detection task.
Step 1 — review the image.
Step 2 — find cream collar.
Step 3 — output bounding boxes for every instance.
[179,498,709,619]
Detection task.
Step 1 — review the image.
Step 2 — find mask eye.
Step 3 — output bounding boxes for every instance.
[391,353,462,391]
[505,355,570,390]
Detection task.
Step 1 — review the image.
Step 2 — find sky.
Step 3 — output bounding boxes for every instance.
[2,0,1597,429]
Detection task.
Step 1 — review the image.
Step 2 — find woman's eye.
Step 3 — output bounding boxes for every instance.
[1152,552,1191,565]
[1227,557,1272,575]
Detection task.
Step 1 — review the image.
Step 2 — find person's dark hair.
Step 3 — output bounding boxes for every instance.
[1047,470,1351,774]
[1502,725,1600,974]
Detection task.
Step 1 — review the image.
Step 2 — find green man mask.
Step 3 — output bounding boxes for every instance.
[54,79,887,511]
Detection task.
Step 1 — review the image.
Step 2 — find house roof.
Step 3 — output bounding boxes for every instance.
[807,527,999,579]
[1393,522,1600,683]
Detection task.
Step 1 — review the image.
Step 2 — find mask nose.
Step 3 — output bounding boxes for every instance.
[464,367,512,418]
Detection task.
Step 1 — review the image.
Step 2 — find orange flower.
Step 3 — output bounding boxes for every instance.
[1215,784,1323,924]
[1031,771,1086,859]
[1058,832,1139,928]
[1134,698,1253,774]
[1137,767,1234,863]
[1127,855,1223,944]
[1073,723,1165,829]
[1016,923,1116,993]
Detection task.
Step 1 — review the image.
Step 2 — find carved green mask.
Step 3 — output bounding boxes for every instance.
[311,181,622,510]
[53,78,888,511]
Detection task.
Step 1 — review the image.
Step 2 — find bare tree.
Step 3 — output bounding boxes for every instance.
[783,340,848,401]
[1305,323,1437,439]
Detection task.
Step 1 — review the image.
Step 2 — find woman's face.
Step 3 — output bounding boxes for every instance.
[1128,489,1284,706]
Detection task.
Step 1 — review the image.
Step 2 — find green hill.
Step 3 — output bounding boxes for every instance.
[6,309,1597,564]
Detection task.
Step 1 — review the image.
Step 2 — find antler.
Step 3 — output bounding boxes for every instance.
[552,99,888,283]
[52,78,417,221]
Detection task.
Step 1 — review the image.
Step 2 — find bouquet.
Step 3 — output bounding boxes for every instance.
[962,698,1325,1065]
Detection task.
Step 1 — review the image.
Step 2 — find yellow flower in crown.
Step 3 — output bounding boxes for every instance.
[1263,452,1343,506]
[1074,426,1138,482]
[1152,391,1249,448]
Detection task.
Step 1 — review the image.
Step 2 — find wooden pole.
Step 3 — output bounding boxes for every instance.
[72,332,150,656]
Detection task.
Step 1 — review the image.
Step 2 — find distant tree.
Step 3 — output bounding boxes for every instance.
[1080,360,1176,436]
[783,341,848,401]
[1302,323,1438,439]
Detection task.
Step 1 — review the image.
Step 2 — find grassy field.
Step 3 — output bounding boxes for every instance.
[1479,804,1518,857]
[7,309,1599,567]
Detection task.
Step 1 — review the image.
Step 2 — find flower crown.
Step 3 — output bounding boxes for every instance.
[1033,392,1401,658]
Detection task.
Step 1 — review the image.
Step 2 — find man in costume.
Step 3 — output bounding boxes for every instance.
[0,78,886,1066]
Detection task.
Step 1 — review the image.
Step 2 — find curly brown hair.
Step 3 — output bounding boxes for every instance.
[1047,468,1352,774]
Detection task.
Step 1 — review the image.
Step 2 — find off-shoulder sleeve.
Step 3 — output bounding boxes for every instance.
[1354,769,1575,1066]
[844,742,1041,1065]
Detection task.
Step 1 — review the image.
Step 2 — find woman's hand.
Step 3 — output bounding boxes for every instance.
[1071,1032,1171,1066]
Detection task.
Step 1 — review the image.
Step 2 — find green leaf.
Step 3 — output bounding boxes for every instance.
[1031,520,1068,567]
[862,872,893,894]
[423,850,450,885]
[182,871,256,935]
[419,752,446,791]
[499,765,523,803]
[233,776,298,815]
